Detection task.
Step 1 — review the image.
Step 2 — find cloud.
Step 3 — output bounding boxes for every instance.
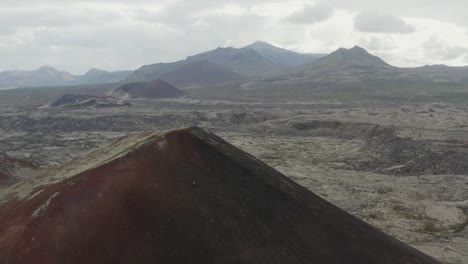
[0,6,124,36]
[354,12,415,34]
[0,1,275,73]
[1,0,468,72]
[287,4,334,24]
[319,0,468,29]
[357,36,397,51]
[422,35,467,60]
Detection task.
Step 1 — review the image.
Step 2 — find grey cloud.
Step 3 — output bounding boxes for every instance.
[0,0,321,73]
[423,35,468,60]
[357,36,397,51]
[0,25,188,72]
[0,0,467,73]
[0,5,268,73]
[355,12,415,33]
[322,0,468,28]
[287,4,334,25]
[0,7,121,34]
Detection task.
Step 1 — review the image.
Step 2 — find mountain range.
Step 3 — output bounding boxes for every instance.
[0,41,326,89]
[2,41,468,93]
[0,66,76,88]
[0,67,132,89]
[124,41,326,84]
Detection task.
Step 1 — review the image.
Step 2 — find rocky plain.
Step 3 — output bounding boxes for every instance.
[0,91,466,263]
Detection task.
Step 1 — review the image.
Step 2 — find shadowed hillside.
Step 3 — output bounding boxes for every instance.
[161,60,244,88]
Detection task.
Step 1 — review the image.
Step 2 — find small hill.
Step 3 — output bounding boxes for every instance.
[244,41,325,66]
[160,60,243,87]
[0,127,441,263]
[113,79,185,99]
[255,46,398,89]
[302,46,393,72]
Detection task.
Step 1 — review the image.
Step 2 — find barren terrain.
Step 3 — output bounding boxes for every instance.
[0,94,466,263]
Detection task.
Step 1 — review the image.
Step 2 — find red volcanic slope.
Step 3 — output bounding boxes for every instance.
[0,127,440,264]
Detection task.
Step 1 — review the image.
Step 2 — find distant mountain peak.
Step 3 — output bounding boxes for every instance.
[336,46,369,54]
[89,68,106,72]
[37,66,58,72]
[185,46,279,76]
[245,41,287,51]
[245,41,276,48]
[350,45,366,51]
[244,41,325,67]
[318,45,391,69]
[287,45,393,76]
[84,68,108,75]
[125,42,327,84]
[251,40,270,45]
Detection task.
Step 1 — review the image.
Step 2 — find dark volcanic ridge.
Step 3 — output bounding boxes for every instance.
[0,127,440,263]
[112,79,185,99]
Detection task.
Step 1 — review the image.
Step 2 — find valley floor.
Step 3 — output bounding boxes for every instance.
[0,97,467,263]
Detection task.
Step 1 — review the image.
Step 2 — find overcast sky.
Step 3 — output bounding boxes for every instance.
[1,0,468,74]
